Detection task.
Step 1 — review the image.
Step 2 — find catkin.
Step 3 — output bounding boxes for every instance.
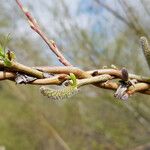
[140,36,150,68]
[40,86,78,100]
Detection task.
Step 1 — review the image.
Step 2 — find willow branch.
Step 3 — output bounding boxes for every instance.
[0,61,150,96]
[0,1,146,99]
[35,66,150,83]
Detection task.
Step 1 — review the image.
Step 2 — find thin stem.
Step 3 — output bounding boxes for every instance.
[0,60,45,79]
[77,74,113,87]
[15,0,72,66]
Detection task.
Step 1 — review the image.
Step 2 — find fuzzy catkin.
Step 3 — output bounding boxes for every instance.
[40,86,78,100]
[140,37,150,68]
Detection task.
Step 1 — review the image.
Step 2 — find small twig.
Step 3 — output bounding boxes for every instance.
[77,74,113,87]
[15,0,72,66]
[31,74,68,85]
[98,80,150,95]
[10,61,44,78]
[0,71,15,80]
[0,60,44,79]
[127,83,150,95]
[35,66,90,78]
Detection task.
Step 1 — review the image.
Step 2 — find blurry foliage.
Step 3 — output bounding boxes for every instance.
[0,0,150,150]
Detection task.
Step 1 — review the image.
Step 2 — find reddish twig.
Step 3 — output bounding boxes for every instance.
[15,0,72,66]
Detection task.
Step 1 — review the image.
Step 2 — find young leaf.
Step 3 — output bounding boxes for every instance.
[0,34,11,54]
[0,44,3,52]
[3,59,12,67]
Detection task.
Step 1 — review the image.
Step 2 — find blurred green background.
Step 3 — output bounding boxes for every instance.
[0,0,150,150]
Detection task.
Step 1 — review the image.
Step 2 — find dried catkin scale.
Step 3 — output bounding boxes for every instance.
[121,68,129,81]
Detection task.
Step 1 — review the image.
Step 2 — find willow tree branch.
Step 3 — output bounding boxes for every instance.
[0,1,145,100]
[35,66,150,83]
[0,61,150,96]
